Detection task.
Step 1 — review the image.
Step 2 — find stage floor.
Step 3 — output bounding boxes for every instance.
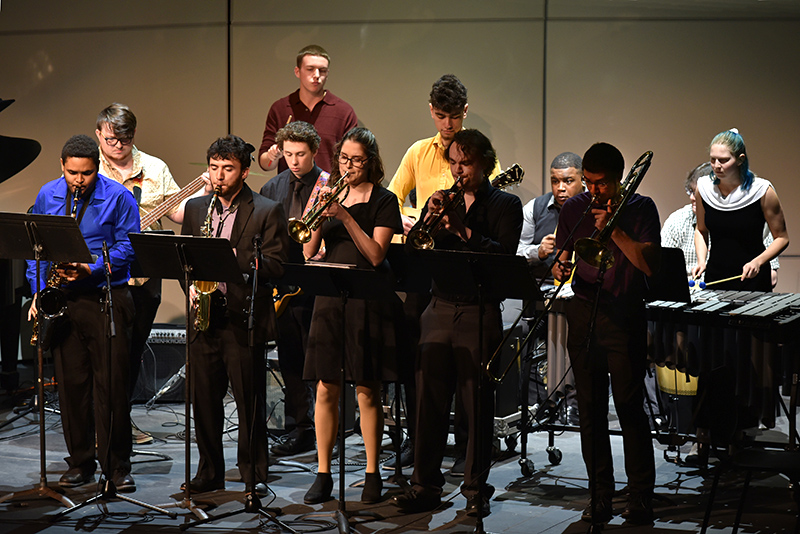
[0,361,797,533]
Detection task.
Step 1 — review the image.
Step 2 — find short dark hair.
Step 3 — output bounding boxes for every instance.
[582,142,624,181]
[207,135,254,169]
[550,152,582,171]
[296,44,330,68]
[429,74,467,114]
[96,103,136,140]
[276,121,321,153]
[61,134,100,168]
[685,161,711,193]
[446,129,497,179]
[330,127,385,186]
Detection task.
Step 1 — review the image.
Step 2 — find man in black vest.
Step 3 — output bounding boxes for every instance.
[517,152,583,423]
[517,152,584,278]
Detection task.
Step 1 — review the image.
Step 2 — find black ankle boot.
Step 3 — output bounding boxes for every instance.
[304,472,333,504]
[361,472,383,504]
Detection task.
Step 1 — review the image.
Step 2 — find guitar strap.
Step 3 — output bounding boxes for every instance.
[302,170,331,217]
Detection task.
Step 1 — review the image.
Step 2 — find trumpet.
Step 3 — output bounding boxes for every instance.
[287,172,349,244]
[408,176,466,250]
[192,186,221,331]
[574,151,653,268]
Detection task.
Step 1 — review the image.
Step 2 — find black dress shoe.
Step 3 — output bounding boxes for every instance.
[393,489,441,513]
[622,491,654,524]
[382,440,414,470]
[361,472,383,504]
[59,467,96,488]
[581,498,613,523]
[180,478,225,494]
[271,429,316,456]
[113,473,136,493]
[304,472,333,504]
[466,493,491,517]
[250,482,268,498]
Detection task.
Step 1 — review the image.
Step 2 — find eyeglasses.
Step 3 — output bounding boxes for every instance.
[103,136,133,147]
[339,154,368,169]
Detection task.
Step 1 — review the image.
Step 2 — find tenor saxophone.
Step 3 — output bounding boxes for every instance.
[192,186,221,331]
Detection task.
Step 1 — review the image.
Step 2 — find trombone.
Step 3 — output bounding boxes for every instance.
[287,172,349,244]
[485,150,654,383]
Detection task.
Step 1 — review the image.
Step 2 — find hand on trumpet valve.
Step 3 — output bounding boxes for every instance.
[317,186,344,219]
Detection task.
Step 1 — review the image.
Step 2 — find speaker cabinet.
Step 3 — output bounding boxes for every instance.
[131,324,185,404]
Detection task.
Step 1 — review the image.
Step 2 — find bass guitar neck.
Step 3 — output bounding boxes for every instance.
[139,174,207,231]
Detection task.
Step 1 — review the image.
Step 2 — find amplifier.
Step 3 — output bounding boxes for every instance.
[131,324,186,404]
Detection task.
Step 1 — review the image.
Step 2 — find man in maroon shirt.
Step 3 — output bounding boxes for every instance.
[258,45,358,175]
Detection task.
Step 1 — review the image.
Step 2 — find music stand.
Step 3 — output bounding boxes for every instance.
[281,262,400,534]
[128,233,243,521]
[0,212,92,509]
[419,249,541,534]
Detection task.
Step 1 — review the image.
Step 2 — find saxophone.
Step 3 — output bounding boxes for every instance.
[191,186,221,331]
[30,186,81,345]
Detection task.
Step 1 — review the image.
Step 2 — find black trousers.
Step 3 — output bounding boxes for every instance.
[190,326,268,486]
[128,278,162,398]
[411,297,501,499]
[275,293,314,433]
[565,297,655,498]
[53,287,134,477]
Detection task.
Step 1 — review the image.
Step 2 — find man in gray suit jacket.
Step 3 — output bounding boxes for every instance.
[180,135,289,496]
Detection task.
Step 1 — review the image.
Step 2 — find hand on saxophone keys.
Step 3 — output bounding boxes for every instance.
[55,262,90,283]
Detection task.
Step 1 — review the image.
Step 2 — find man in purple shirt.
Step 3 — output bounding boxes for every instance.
[26,134,140,492]
[258,44,357,175]
[552,143,661,525]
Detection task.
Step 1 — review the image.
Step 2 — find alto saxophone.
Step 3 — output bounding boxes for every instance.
[191,186,221,331]
[30,186,81,345]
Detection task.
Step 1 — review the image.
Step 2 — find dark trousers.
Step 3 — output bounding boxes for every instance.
[275,294,314,432]
[128,278,162,398]
[191,326,268,486]
[565,297,655,498]
[412,297,501,499]
[53,287,134,477]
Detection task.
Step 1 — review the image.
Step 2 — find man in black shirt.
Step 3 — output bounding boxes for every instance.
[395,129,522,517]
[259,121,325,455]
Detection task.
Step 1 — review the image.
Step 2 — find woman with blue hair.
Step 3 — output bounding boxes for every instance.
[691,129,789,291]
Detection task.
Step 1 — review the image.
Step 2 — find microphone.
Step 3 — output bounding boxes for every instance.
[253,235,263,269]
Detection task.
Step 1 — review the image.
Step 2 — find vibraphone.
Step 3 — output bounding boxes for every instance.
[647,289,800,429]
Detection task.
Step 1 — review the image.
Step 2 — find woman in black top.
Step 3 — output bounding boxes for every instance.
[302,127,402,505]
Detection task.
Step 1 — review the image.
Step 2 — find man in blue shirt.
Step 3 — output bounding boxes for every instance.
[26,134,140,492]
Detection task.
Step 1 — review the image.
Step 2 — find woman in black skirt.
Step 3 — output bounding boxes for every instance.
[302,127,402,504]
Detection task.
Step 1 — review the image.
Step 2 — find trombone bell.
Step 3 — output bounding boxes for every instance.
[574,237,614,268]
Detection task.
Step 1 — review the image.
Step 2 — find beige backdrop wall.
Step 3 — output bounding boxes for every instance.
[1,0,799,327]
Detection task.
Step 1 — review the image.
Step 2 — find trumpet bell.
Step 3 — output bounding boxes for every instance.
[288,218,312,244]
[574,237,615,268]
[408,229,434,250]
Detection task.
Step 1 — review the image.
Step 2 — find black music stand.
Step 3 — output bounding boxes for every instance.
[419,249,541,534]
[128,233,243,521]
[281,262,400,534]
[385,244,433,489]
[0,213,92,509]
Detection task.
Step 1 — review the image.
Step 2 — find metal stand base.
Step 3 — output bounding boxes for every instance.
[0,482,75,508]
[51,478,176,521]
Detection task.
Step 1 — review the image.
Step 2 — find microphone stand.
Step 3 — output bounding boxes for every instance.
[53,242,175,520]
[183,236,298,533]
